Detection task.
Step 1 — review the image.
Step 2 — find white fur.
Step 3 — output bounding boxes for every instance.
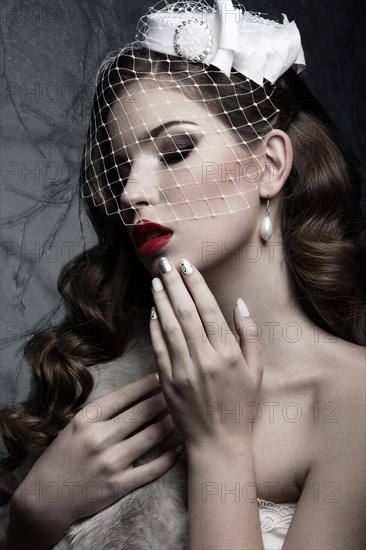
[0,332,188,549]
[0,330,293,549]
[55,332,189,549]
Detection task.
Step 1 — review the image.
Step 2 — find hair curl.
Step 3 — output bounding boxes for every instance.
[1,47,365,505]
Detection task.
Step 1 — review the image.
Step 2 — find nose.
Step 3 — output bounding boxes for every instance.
[119,159,160,210]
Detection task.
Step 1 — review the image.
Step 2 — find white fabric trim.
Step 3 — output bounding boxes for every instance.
[141,0,306,85]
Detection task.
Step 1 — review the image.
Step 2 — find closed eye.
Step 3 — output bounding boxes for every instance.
[158,134,197,165]
[160,145,195,165]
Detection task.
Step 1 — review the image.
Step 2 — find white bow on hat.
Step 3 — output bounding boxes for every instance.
[140,0,306,86]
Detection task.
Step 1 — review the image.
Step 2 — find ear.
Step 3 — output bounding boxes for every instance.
[258,129,293,200]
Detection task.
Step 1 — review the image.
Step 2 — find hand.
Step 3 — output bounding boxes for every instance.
[149,257,263,455]
[13,373,180,532]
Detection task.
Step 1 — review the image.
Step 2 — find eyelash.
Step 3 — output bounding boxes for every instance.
[109,137,197,191]
[159,141,196,165]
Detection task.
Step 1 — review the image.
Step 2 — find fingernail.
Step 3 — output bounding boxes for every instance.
[159,257,172,274]
[179,258,194,275]
[175,442,185,455]
[151,306,158,320]
[152,277,164,293]
[154,373,160,382]
[236,297,250,317]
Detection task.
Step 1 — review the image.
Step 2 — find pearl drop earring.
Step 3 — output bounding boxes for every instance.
[260,192,272,241]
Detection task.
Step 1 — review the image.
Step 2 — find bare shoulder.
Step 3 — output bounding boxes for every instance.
[283,338,365,550]
[318,337,365,406]
[313,336,365,455]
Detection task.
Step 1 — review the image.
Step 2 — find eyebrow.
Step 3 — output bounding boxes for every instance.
[144,120,200,140]
[115,120,200,159]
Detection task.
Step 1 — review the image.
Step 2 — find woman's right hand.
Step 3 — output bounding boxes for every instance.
[12,373,181,537]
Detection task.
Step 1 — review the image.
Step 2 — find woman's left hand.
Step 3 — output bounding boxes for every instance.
[149,256,263,455]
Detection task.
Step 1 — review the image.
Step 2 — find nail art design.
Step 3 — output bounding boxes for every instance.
[151,306,158,320]
[236,297,250,317]
[152,277,164,293]
[179,258,194,275]
[159,257,172,273]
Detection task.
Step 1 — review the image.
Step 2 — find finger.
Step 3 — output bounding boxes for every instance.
[151,276,192,368]
[154,257,212,366]
[86,373,161,422]
[150,306,173,380]
[103,392,169,441]
[118,443,184,494]
[120,413,176,463]
[155,257,214,365]
[234,298,263,381]
[159,256,237,355]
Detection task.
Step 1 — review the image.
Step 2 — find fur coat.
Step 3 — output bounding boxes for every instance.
[0,328,189,549]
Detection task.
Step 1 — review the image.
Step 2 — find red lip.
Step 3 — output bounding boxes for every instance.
[132,219,174,256]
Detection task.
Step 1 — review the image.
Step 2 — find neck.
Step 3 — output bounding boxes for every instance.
[199,236,325,373]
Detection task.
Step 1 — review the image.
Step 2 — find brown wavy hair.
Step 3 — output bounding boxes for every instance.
[1,46,365,505]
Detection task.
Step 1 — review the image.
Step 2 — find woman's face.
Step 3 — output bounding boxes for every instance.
[107,79,265,276]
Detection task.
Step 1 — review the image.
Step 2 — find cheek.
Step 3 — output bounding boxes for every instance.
[174,169,257,220]
[199,152,261,217]
[186,210,258,261]
[213,206,260,252]
[153,146,261,223]
[157,165,229,220]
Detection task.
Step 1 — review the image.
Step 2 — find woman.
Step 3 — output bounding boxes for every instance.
[1,1,365,548]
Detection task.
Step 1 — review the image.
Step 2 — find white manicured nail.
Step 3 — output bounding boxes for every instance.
[152,277,164,293]
[179,258,194,275]
[154,373,160,382]
[236,297,250,317]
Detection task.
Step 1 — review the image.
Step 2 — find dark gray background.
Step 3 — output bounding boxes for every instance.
[1,1,365,454]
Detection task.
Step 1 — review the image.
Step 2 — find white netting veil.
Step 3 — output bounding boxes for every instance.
[81,0,305,227]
